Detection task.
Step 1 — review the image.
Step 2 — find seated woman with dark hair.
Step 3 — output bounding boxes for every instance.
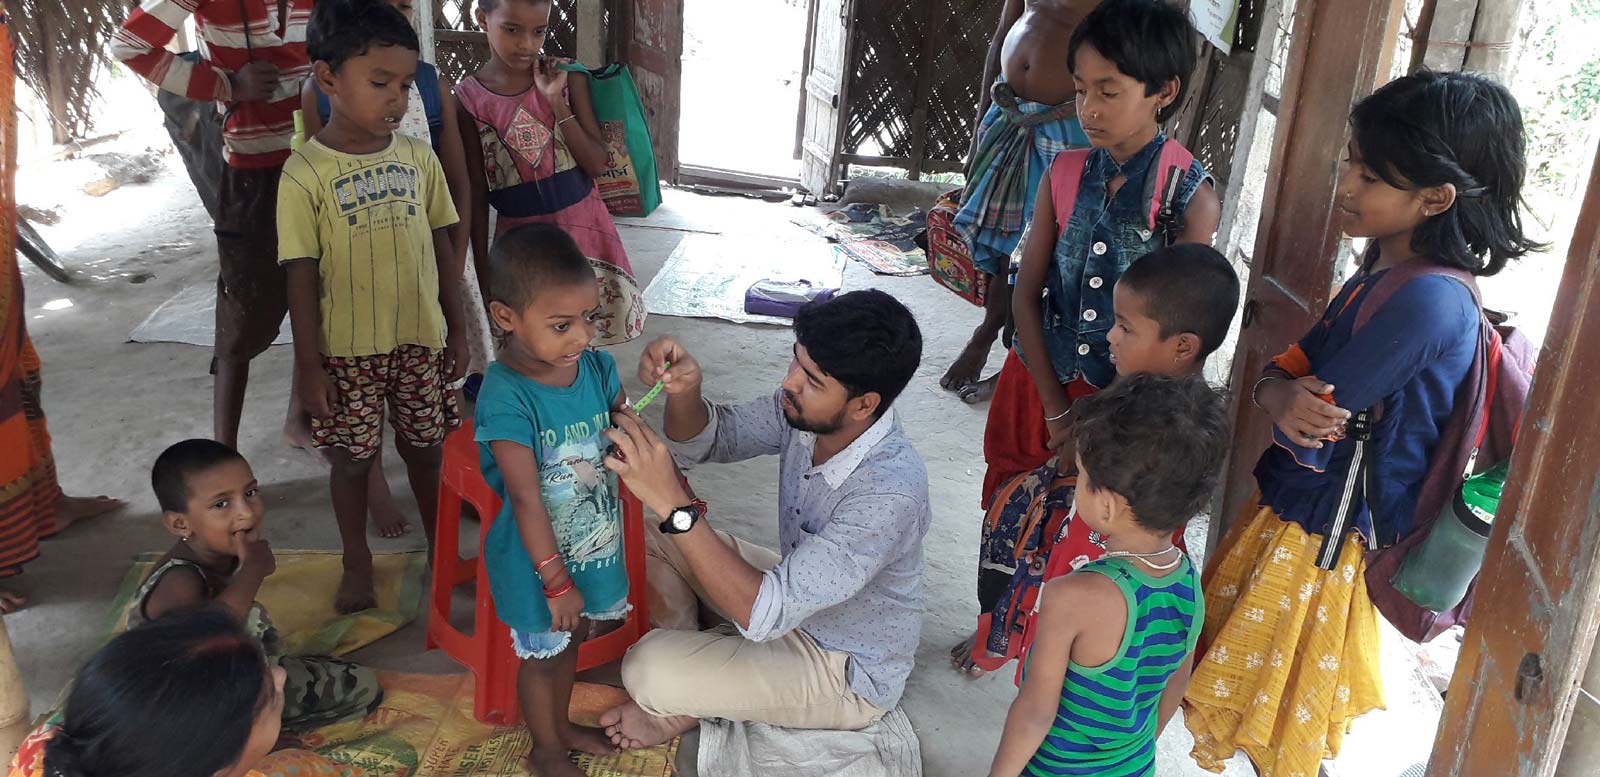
[6,608,367,777]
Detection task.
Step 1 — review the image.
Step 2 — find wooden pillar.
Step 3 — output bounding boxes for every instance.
[1421,0,1480,71]
[1212,0,1407,542]
[576,0,605,67]
[1464,0,1526,78]
[1428,139,1600,777]
[416,0,436,63]
[904,0,943,180]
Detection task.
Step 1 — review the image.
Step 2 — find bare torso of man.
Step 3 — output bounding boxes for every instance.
[999,0,1091,106]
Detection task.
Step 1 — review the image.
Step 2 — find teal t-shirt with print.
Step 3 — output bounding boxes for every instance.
[475,352,627,633]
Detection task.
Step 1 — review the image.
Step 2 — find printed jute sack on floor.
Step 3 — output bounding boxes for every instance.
[563,63,663,217]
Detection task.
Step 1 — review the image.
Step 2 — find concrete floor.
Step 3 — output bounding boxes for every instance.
[7,155,1259,776]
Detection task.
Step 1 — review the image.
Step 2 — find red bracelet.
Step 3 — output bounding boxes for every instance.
[544,579,575,599]
[535,552,562,573]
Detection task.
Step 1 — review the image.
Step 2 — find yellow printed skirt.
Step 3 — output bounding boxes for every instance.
[1183,498,1385,777]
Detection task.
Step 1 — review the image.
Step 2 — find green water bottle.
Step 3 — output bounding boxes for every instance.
[291,110,306,151]
[1391,460,1510,612]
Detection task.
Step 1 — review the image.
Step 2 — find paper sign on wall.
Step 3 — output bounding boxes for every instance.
[1191,0,1240,55]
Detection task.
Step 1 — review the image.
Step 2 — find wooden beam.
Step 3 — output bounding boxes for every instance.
[1428,138,1600,777]
[840,152,965,174]
[1464,0,1525,78]
[1409,0,1441,73]
[576,0,605,66]
[904,0,944,180]
[416,0,436,64]
[679,164,801,190]
[1421,0,1479,72]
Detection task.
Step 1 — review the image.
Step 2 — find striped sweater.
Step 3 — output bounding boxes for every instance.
[1024,555,1203,777]
[113,0,312,168]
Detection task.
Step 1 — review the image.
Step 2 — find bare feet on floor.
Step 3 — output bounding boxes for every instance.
[949,632,988,678]
[940,337,994,395]
[526,746,586,777]
[598,701,697,751]
[0,589,25,614]
[367,468,411,539]
[958,374,999,405]
[53,493,125,534]
[564,723,619,756]
[335,564,378,614]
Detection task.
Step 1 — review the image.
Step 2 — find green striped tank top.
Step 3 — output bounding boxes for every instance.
[1024,554,1203,777]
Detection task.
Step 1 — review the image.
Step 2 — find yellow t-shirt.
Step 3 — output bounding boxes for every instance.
[277,135,460,357]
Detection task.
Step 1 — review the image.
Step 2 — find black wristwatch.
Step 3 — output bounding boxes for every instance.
[661,499,706,535]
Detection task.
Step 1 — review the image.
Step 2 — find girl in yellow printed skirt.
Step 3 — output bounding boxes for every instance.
[1181,70,1543,776]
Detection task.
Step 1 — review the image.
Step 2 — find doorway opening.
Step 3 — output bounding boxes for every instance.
[677,0,808,182]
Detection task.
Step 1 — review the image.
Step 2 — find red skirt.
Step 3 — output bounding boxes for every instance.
[981,349,1097,509]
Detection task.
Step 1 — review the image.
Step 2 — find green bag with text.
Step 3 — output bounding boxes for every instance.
[562,62,662,217]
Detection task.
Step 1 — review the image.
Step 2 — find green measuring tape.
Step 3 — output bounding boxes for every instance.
[632,362,669,413]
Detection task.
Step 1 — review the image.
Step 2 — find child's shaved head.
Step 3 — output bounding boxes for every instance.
[152,439,248,513]
[487,224,596,312]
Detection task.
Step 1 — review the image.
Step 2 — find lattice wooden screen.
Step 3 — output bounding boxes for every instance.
[432,0,581,83]
[842,0,1002,173]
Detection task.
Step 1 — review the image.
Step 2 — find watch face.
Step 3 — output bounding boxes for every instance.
[671,511,693,531]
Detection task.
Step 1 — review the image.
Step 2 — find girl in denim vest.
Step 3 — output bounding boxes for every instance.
[954,0,1222,678]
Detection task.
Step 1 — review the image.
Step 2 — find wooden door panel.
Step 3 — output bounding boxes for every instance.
[798,0,854,195]
[620,0,682,184]
[1214,0,1405,542]
[1430,142,1600,776]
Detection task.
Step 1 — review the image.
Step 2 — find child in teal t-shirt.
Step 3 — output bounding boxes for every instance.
[475,223,628,770]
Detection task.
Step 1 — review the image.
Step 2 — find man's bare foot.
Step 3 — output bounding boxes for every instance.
[367,467,411,539]
[949,633,988,678]
[527,746,585,777]
[335,565,378,614]
[52,494,125,535]
[598,700,696,751]
[958,374,999,405]
[940,336,994,392]
[564,723,619,756]
[0,589,26,614]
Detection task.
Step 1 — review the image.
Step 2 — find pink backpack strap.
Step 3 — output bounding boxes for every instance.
[1049,149,1093,239]
[1146,139,1196,231]
[1049,140,1196,240]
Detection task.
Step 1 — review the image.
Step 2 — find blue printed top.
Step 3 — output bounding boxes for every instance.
[1017,134,1209,388]
[476,353,627,633]
[1255,267,1479,545]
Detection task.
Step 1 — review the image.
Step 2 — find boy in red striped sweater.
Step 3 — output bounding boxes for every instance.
[113,0,313,449]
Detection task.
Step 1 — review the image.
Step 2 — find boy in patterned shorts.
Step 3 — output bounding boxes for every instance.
[279,0,466,613]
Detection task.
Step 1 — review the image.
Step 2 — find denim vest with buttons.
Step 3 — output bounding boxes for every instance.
[1017,134,1208,387]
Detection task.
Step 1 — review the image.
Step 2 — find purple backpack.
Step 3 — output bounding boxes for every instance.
[1334,263,1534,642]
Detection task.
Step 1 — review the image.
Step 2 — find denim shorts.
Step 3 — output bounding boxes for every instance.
[509,596,632,660]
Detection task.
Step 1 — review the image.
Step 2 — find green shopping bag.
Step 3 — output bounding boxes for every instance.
[561,62,662,217]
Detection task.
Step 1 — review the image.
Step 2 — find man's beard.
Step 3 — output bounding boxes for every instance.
[782,391,848,435]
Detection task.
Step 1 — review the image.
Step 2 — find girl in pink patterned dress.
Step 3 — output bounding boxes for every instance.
[455,0,644,346]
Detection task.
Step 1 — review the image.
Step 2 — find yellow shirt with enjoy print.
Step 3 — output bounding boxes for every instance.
[277,134,459,358]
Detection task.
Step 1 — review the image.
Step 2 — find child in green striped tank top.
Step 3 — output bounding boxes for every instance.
[989,373,1226,777]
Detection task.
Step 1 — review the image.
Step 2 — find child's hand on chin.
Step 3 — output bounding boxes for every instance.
[233,530,277,579]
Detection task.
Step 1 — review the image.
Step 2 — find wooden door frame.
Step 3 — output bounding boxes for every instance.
[1427,140,1600,776]
[797,0,860,196]
[1210,0,1410,549]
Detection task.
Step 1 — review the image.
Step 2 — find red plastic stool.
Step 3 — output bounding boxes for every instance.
[427,419,652,725]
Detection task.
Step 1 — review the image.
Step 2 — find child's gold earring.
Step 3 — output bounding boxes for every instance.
[182,534,191,543]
